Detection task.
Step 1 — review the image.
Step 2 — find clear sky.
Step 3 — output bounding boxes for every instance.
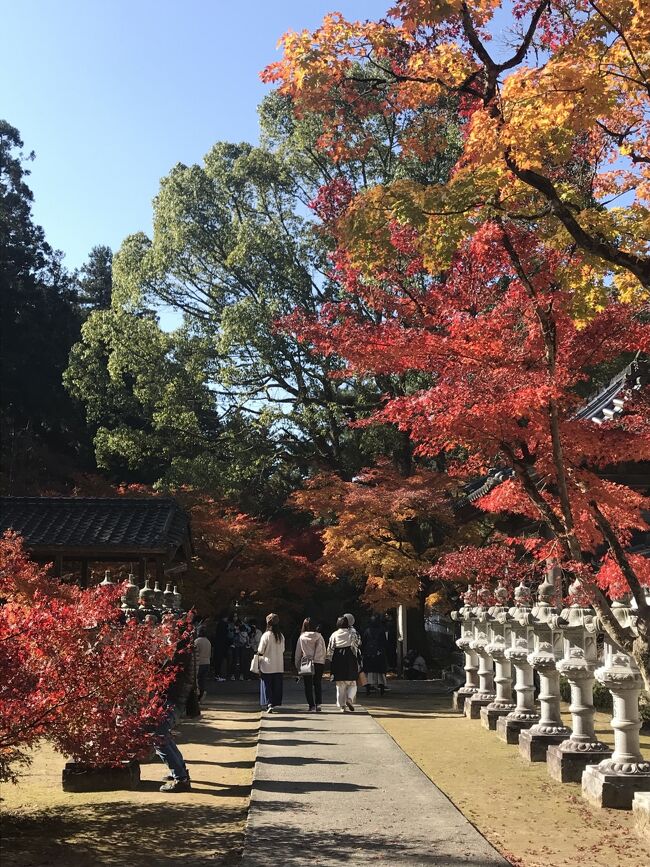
[2,0,389,270]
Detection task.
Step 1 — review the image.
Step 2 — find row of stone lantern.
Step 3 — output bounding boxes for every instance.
[98,570,183,619]
[450,574,650,809]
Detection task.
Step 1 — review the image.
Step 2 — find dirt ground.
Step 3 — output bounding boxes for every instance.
[0,683,260,867]
[364,682,650,867]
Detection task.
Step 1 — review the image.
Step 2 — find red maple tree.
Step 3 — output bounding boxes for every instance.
[285,221,650,685]
[187,498,318,618]
[0,532,184,782]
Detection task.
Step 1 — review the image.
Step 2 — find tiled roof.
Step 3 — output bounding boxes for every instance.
[0,497,190,554]
[575,354,649,425]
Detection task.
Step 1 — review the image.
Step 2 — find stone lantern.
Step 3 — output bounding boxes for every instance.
[582,597,650,809]
[152,580,164,610]
[99,570,115,587]
[497,581,540,744]
[465,587,496,719]
[546,583,612,783]
[519,571,571,762]
[481,583,515,730]
[139,576,155,607]
[162,582,175,611]
[172,585,183,611]
[451,587,479,711]
[120,573,139,615]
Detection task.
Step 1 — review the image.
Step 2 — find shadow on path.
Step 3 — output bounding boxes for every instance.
[257,755,347,766]
[253,779,377,795]
[243,825,507,866]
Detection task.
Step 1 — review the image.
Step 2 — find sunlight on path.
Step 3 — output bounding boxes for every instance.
[242,679,507,866]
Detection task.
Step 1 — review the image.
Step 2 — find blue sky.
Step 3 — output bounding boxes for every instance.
[2,1,389,270]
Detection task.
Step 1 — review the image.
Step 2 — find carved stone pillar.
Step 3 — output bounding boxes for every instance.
[582,633,650,808]
[519,570,571,762]
[547,594,611,782]
[465,591,495,719]
[480,584,515,730]
[451,589,479,712]
[497,582,539,744]
[519,642,571,762]
[481,634,515,730]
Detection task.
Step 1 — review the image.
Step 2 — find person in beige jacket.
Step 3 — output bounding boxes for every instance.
[256,613,285,713]
[294,618,327,712]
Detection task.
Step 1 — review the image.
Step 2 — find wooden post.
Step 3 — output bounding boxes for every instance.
[80,559,89,588]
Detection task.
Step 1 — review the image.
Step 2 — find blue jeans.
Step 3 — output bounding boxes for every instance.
[261,672,283,708]
[155,707,189,781]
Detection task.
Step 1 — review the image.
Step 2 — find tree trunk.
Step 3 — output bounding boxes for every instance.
[632,631,650,695]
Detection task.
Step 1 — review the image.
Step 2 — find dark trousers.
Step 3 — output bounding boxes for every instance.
[197,664,210,699]
[214,646,227,677]
[261,672,283,707]
[303,662,324,707]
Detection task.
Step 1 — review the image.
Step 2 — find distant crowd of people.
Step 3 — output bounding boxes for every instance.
[154,609,431,793]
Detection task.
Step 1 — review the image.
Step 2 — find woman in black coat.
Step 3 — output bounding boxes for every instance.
[362,615,388,696]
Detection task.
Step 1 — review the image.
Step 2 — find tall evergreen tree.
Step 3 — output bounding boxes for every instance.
[0,120,88,493]
[76,245,112,312]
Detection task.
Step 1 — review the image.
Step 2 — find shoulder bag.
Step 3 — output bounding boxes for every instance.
[299,657,315,676]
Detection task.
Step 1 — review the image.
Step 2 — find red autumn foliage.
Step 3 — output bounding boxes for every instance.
[428,543,543,604]
[0,532,184,782]
[285,219,650,666]
[187,498,318,617]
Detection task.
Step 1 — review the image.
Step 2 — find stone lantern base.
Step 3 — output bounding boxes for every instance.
[582,763,650,810]
[547,741,612,784]
[496,712,539,744]
[480,703,515,731]
[519,725,571,762]
[464,694,494,719]
[62,760,140,792]
[452,686,478,712]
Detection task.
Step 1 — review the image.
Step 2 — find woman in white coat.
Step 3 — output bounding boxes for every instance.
[256,613,285,713]
[327,616,361,712]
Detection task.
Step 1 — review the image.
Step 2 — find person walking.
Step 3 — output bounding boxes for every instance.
[255,613,285,713]
[327,616,361,712]
[362,615,388,697]
[294,617,327,713]
[194,625,212,701]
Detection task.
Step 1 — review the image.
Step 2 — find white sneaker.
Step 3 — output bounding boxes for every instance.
[339,707,346,713]
[266,705,274,714]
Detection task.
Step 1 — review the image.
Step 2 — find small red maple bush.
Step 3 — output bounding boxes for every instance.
[0,532,182,782]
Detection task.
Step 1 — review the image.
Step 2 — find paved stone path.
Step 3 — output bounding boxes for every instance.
[242,681,509,866]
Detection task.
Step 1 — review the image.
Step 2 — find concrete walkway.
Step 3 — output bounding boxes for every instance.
[242,681,509,866]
